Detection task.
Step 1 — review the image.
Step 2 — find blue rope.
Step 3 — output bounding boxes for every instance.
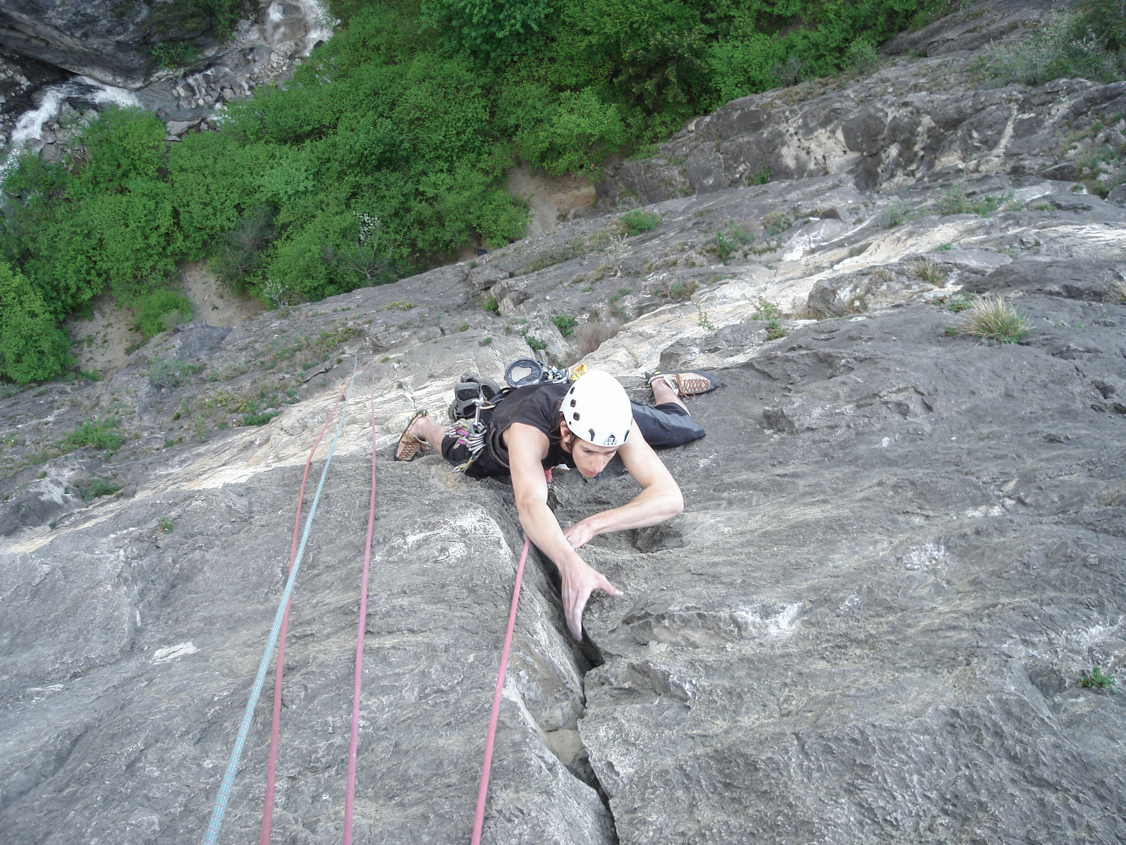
[202,364,357,845]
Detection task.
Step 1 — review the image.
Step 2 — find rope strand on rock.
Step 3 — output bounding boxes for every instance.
[343,375,379,845]
[258,386,349,845]
[202,362,357,845]
[470,534,531,845]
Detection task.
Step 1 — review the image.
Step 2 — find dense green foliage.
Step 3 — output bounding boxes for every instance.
[1,0,952,383]
[987,5,1126,87]
[0,261,73,383]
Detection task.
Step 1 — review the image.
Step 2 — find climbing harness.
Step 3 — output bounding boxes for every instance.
[449,361,585,473]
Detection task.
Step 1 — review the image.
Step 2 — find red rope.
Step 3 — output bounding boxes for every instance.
[470,531,534,844]
[343,376,378,844]
[259,387,348,845]
[472,468,552,842]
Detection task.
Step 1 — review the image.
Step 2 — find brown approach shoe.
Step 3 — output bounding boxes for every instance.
[394,410,430,461]
[648,370,721,398]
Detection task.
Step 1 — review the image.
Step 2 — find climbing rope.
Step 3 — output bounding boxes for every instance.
[473,503,549,844]
[342,374,379,845]
[258,386,350,845]
[202,363,357,845]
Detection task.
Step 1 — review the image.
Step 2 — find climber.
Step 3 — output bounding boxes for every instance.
[394,369,719,640]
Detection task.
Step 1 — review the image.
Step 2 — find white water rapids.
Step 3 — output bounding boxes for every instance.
[0,0,335,184]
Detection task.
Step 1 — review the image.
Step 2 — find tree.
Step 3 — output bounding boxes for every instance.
[0,261,72,383]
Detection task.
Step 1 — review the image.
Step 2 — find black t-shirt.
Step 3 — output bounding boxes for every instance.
[484,382,575,472]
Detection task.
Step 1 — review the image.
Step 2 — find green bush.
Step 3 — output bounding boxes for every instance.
[1,0,960,387]
[986,11,1125,86]
[551,314,578,336]
[210,206,279,292]
[64,417,126,453]
[521,89,627,175]
[0,261,72,383]
[420,0,552,58]
[74,477,122,501]
[619,210,662,235]
[133,290,194,338]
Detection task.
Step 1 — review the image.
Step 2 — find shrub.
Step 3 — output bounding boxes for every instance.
[960,295,1029,343]
[210,206,279,292]
[64,417,126,453]
[765,319,786,340]
[713,226,756,262]
[73,477,122,501]
[619,210,662,236]
[521,89,627,175]
[551,314,578,337]
[133,290,194,339]
[752,298,783,320]
[762,211,793,236]
[845,38,880,76]
[0,261,72,383]
[986,11,1125,87]
[574,319,622,358]
[420,0,552,58]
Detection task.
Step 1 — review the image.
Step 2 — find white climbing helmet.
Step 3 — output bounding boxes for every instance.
[561,370,633,447]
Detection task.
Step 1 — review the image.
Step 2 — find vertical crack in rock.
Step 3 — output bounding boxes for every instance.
[510,545,620,845]
[569,627,621,845]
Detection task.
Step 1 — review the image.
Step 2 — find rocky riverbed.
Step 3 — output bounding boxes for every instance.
[2,2,1126,843]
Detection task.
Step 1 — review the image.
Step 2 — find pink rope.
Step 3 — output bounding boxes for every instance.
[471,533,533,844]
[342,376,378,845]
[259,386,349,845]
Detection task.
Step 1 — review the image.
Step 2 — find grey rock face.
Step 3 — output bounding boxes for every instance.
[597,18,1126,208]
[2,3,1126,844]
[1,0,169,88]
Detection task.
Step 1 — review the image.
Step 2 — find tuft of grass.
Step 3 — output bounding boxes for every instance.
[618,210,662,236]
[1078,666,1117,692]
[935,184,1007,217]
[480,296,499,313]
[945,294,974,313]
[1107,280,1126,304]
[149,357,203,389]
[661,279,698,301]
[762,211,793,236]
[881,201,908,228]
[913,258,947,286]
[960,295,1030,343]
[575,320,622,358]
[241,409,280,427]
